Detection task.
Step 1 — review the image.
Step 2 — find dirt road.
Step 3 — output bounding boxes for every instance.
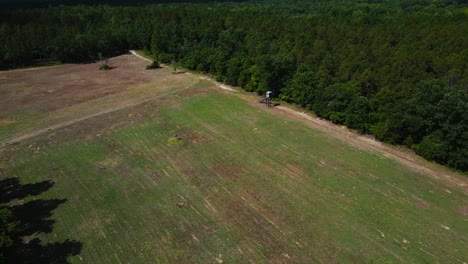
[1,93,173,147]
[129,50,152,63]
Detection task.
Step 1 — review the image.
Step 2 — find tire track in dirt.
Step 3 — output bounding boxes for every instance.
[1,97,155,147]
[0,79,193,148]
[129,50,152,63]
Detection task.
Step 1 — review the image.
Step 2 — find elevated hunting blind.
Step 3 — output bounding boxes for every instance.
[259,91,273,107]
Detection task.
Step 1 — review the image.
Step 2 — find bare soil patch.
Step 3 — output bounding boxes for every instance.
[0,54,197,147]
[456,206,468,216]
[0,54,175,119]
[416,201,431,210]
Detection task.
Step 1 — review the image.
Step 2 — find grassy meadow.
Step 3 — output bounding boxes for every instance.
[2,79,467,263]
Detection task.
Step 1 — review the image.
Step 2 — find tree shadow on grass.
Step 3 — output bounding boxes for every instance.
[0,177,54,203]
[0,177,82,263]
[11,238,82,264]
[10,199,66,236]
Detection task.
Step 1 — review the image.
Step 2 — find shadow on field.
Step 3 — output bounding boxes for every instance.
[0,177,82,263]
[0,177,54,203]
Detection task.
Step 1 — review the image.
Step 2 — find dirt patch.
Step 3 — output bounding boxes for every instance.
[365,173,379,180]
[456,206,468,216]
[282,163,304,182]
[181,167,197,177]
[209,162,243,181]
[285,163,304,176]
[416,201,431,210]
[192,74,238,92]
[176,128,206,145]
[116,161,132,176]
[0,56,198,147]
[0,54,170,119]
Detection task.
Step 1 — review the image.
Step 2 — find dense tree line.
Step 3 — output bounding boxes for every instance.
[0,0,467,171]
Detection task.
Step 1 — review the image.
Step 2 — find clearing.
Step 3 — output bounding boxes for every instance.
[0,54,467,263]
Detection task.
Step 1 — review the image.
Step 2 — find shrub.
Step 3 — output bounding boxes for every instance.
[99,64,112,71]
[146,61,161,70]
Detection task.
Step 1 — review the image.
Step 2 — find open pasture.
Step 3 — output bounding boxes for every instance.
[1,57,467,263]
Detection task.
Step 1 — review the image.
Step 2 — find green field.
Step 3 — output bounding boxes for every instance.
[1,74,467,263]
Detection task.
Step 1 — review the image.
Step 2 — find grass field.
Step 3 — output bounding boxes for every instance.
[1,57,467,263]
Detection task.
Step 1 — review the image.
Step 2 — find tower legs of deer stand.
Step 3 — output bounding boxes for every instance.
[259,91,273,107]
[266,91,272,107]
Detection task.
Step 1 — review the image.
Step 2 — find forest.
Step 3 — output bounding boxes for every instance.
[0,0,467,172]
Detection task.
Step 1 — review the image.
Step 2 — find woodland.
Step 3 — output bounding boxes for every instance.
[0,0,467,172]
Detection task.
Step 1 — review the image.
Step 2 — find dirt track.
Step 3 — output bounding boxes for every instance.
[1,93,171,147]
